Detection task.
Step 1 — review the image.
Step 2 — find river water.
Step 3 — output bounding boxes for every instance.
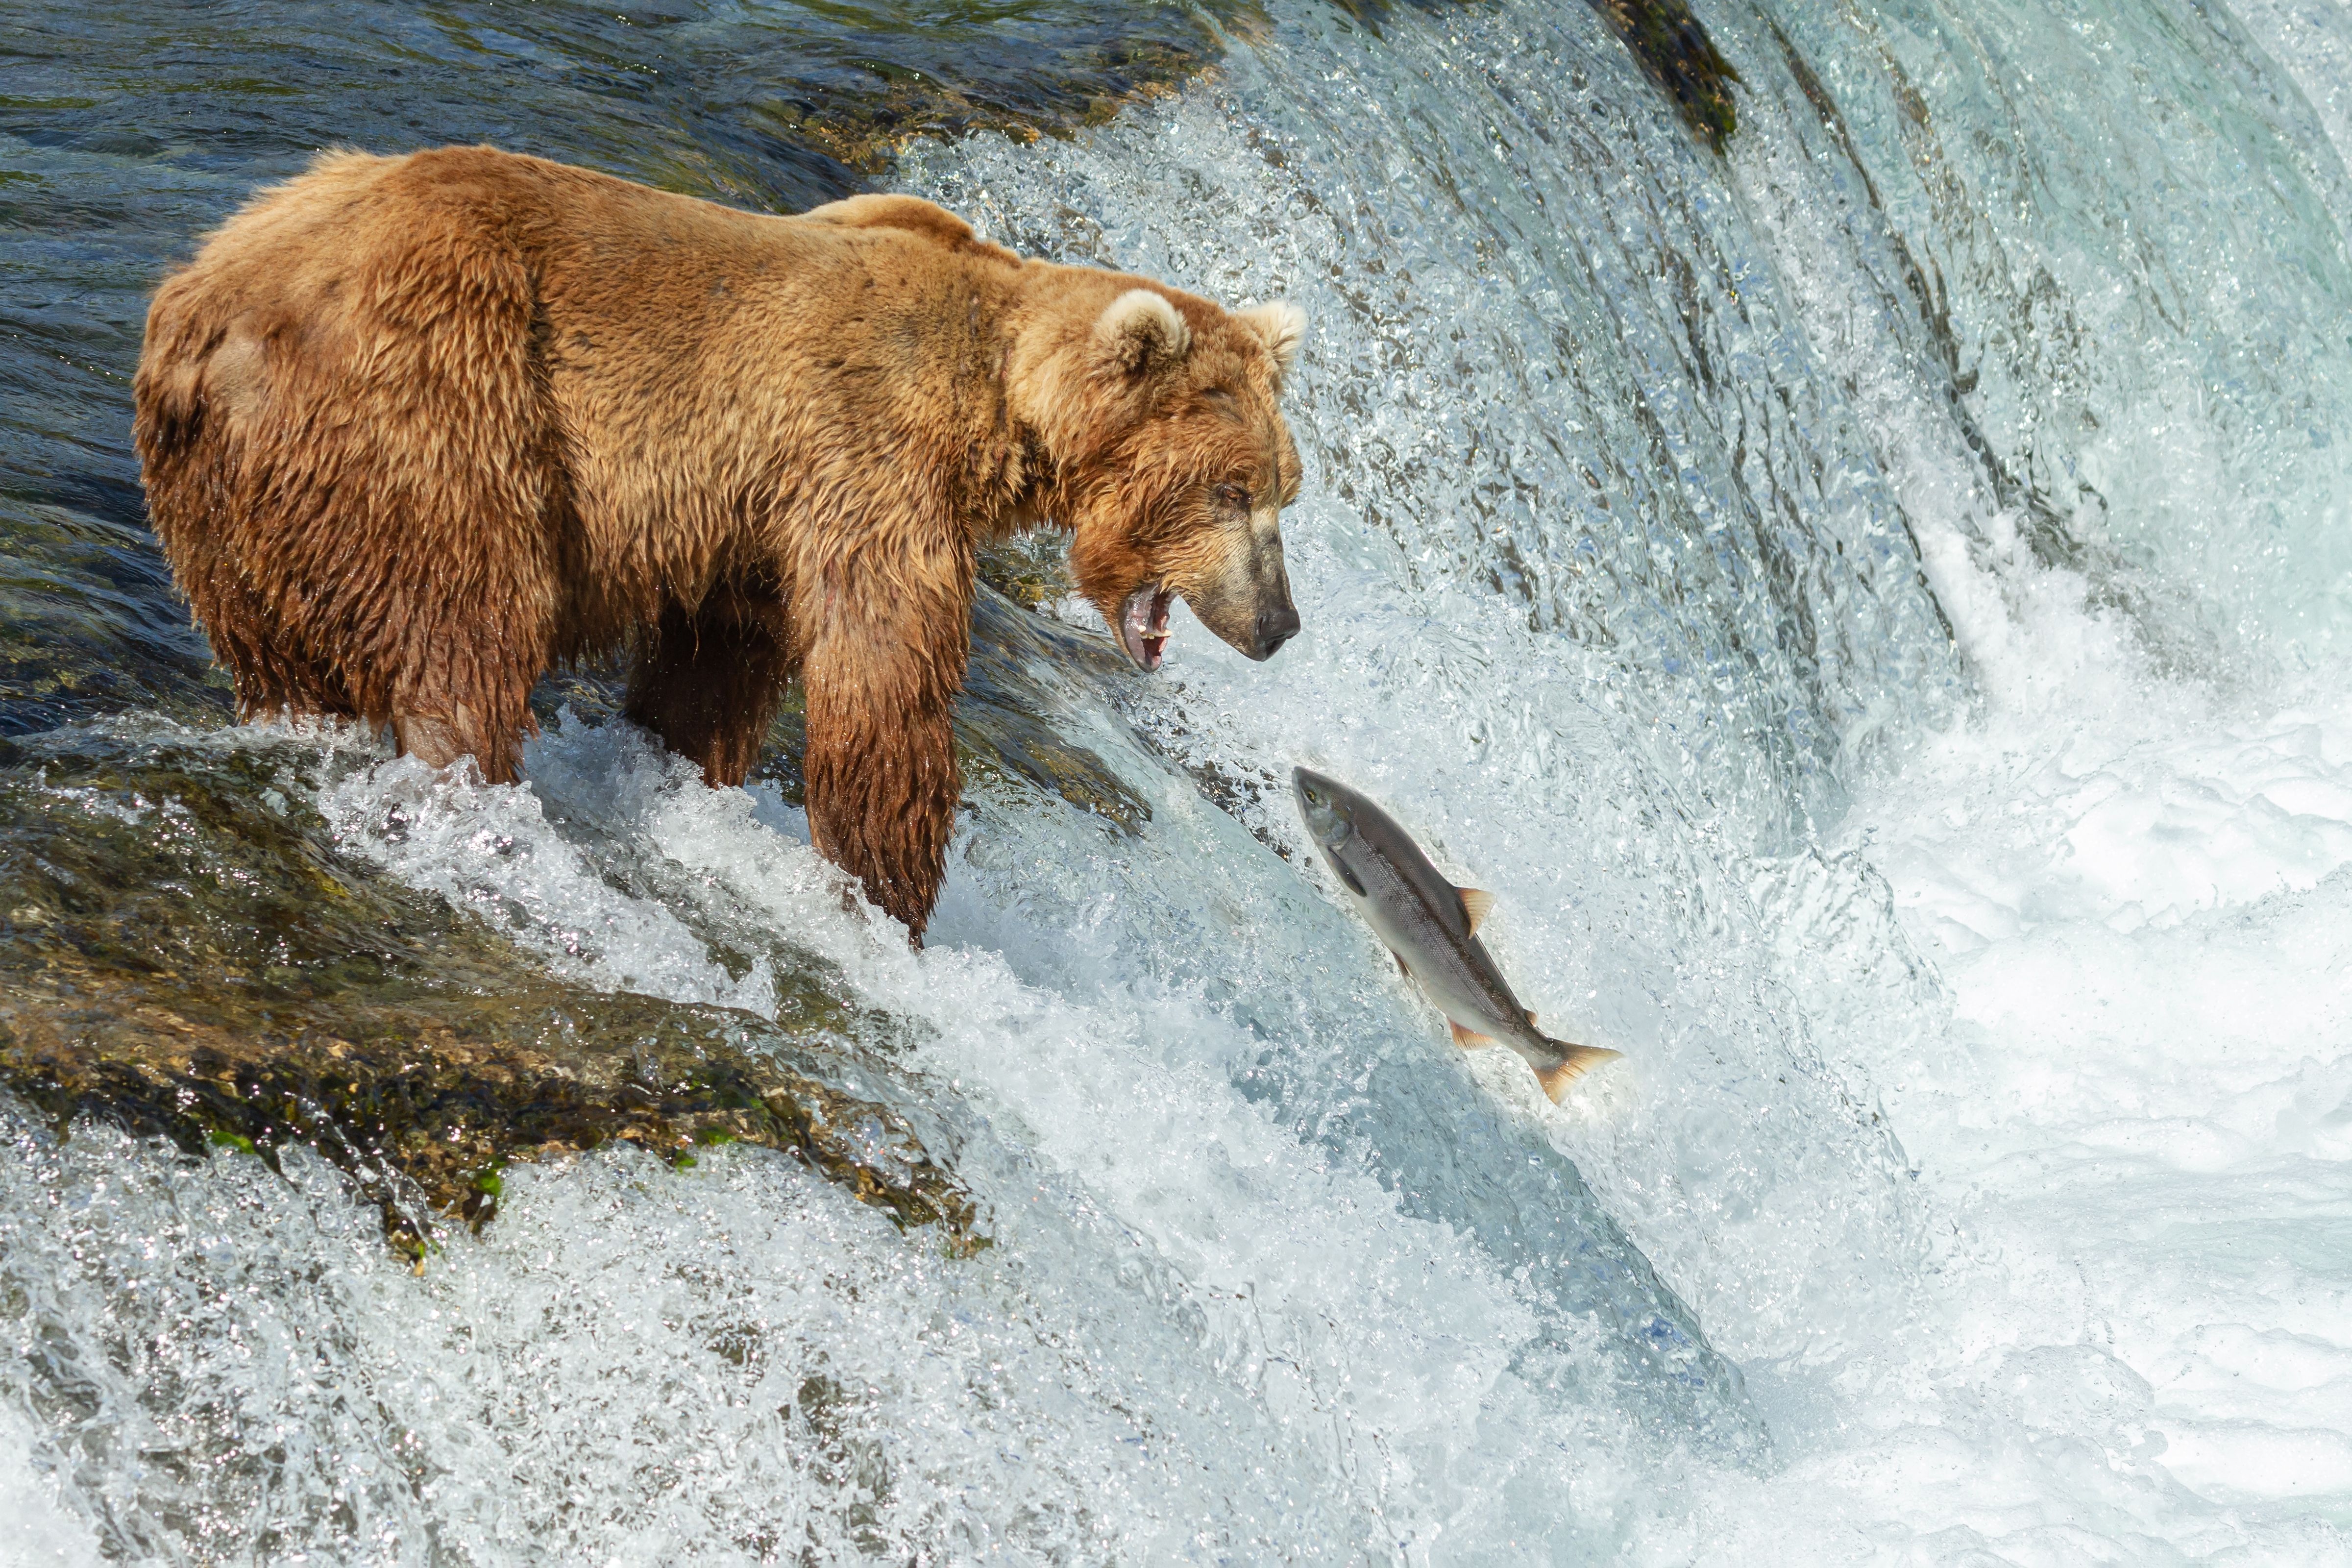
[3,0,2350,1561]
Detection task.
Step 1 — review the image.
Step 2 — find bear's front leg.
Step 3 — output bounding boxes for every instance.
[626,588,795,788]
[799,574,966,945]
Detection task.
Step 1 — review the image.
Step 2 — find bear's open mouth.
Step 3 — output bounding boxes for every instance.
[1119,584,1174,671]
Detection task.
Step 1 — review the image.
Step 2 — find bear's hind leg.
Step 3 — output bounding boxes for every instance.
[387,643,546,785]
[141,419,361,729]
[624,589,793,789]
[207,597,359,729]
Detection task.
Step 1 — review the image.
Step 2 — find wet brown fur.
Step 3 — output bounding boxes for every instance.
[133,146,1304,940]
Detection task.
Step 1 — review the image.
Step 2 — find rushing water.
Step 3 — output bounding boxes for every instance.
[5,0,2352,1561]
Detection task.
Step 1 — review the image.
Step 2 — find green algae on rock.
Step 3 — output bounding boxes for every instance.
[1592,0,1742,151]
[0,979,980,1263]
[0,727,979,1261]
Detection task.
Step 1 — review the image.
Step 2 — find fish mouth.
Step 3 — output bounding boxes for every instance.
[1117,583,1175,671]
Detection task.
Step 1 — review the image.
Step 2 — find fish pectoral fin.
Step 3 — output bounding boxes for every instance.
[1390,950,1411,979]
[1457,886,1495,934]
[1533,1043,1624,1103]
[1449,1020,1502,1051]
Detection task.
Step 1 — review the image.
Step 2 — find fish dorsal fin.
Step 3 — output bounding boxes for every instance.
[1526,1009,1538,1025]
[1449,1020,1501,1051]
[1457,887,1495,934]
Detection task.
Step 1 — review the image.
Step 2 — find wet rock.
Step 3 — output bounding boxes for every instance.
[753,24,1227,175]
[977,530,1083,615]
[0,729,979,1261]
[0,978,978,1262]
[1592,0,1742,151]
[1322,0,1740,149]
[961,583,1154,836]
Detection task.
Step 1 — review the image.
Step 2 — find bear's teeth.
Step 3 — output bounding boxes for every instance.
[1119,584,1166,668]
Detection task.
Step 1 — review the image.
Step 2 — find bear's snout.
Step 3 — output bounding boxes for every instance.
[1252,599,1301,661]
[1245,529,1301,661]
[1184,520,1300,664]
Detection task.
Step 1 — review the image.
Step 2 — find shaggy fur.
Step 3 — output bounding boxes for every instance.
[134,146,1306,941]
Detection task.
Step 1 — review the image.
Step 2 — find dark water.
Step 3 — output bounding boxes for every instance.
[0,0,1248,735]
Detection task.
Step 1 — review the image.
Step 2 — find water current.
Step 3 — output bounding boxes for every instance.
[3,0,2350,1561]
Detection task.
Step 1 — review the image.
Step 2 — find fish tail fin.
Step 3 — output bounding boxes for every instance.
[1533,1039,1622,1102]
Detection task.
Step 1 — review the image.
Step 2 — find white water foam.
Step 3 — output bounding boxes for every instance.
[1670,0,2352,1548]
[301,719,1679,1560]
[1614,609,2352,1564]
[889,0,2352,1556]
[0,1404,98,1568]
[6,0,2350,1557]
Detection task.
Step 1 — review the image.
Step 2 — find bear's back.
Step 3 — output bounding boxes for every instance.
[158,146,1018,352]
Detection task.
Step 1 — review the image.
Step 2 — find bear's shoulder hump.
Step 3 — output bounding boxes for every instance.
[794,194,1019,264]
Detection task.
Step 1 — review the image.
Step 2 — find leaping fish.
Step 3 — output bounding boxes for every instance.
[1293,766,1620,1102]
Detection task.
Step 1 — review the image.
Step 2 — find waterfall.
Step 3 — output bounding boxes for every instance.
[4,0,2350,1560]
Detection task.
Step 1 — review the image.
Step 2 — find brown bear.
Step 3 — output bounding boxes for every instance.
[134,145,1306,942]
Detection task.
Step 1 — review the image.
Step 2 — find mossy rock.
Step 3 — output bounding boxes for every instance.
[977,530,1081,615]
[0,975,977,1263]
[1593,0,1741,151]
[0,728,979,1261]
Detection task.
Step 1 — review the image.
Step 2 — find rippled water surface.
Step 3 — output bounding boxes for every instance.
[4,0,2351,1562]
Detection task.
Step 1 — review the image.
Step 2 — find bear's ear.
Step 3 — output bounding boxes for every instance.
[1096,289,1192,378]
[1238,301,1307,382]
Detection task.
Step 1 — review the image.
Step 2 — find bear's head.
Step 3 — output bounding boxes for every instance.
[1010,280,1307,672]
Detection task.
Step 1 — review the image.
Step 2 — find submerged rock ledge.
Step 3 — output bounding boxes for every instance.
[0,978,979,1265]
[0,729,979,1262]
[0,583,1160,1268]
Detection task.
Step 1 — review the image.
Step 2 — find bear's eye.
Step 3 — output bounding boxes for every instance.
[1214,483,1251,513]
